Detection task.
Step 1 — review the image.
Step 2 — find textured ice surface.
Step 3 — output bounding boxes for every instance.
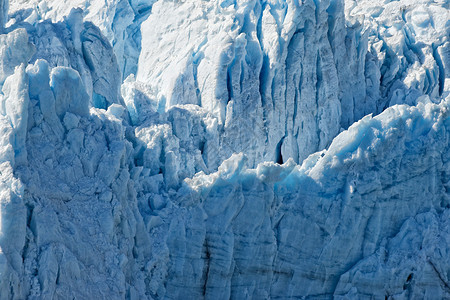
[346,0,450,107]
[136,0,345,166]
[170,100,450,298]
[0,0,449,298]
[9,0,154,79]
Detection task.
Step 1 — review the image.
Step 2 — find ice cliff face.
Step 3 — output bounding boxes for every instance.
[9,0,153,79]
[135,0,348,167]
[171,100,450,299]
[133,0,449,170]
[0,0,449,299]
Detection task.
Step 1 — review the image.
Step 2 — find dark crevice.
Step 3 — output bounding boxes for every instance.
[403,273,413,290]
[55,265,61,285]
[199,140,205,155]
[315,51,322,146]
[193,58,202,106]
[432,43,445,96]
[136,6,152,16]
[226,67,233,104]
[202,240,211,296]
[275,137,284,164]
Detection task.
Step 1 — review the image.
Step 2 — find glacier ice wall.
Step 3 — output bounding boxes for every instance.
[1,63,159,299]
[0,0,448,299]
[133,0,449,172]
[136,0,347,167]
[9,0,448,174]
[9,0,154,79]
[175,100,450,298]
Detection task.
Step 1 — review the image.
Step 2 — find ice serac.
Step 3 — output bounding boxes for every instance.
[346,0,450,108]
[136,0,346,167]
[0,28,34,84]
[0,57,154,299]
[0,65,28,300]
[9,0,154,79]
[131,0,450,177]
[0,0,449,299]
[13,8,123,110]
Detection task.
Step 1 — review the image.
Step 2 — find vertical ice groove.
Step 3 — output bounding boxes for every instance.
[432,42,446,96]
[0,0,7,31]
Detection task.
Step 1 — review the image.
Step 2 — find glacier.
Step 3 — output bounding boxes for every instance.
[0,0,448,298]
